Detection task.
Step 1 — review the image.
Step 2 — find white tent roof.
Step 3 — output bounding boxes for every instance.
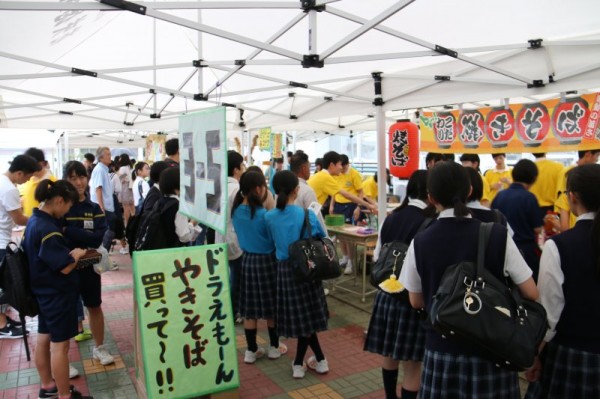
[1,0,600,141]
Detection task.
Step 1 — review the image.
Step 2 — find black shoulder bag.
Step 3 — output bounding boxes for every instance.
[289,209,341,283]
[429,223,548,371]
[370,217,433,299]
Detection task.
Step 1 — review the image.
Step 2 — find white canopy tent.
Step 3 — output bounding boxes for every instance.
[1,0,600,220]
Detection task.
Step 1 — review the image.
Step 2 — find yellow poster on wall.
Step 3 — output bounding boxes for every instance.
[420,93,600,153]
[145,134,167,162]
[258,127,271,151]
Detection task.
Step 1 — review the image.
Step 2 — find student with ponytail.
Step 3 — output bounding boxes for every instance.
[23,180,92,399]
[525,163,600,399]
[231,171,287,364]
[264,170,329,379]
[399,162,537,399]
[132,162,150,212]
[364,170,436,399]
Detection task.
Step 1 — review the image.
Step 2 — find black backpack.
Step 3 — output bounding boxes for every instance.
[133,197,179,251]
[369,218,433,300]
[0,241,39,360]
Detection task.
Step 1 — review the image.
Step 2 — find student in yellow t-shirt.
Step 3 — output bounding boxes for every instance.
[460,153,491,207]
[484,153,512,203]
[553,149,600,232]
[21,147,57,217]
[308,151,377,275]
[530,153,564,214]
[362,169,391,203]
[330,155,364,274]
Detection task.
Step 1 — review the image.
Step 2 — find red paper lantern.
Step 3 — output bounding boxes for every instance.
[485,107,515,148]
[388,120,419,179]
[516,103,550,147]
[552,97,590,145]
[458,110,485,148]
[433,112,457,149]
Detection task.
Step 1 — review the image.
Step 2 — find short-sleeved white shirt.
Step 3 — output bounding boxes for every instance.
[0,174,22,247]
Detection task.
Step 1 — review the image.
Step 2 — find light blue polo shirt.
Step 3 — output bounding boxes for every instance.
[89,163,114,212]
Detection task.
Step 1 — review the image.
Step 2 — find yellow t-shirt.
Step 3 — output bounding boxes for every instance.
[334,168,363,203]
[22,172,57,217]
[484,168,512,203]
[554,165,577,228]
[308,171,340,205]
[530,159,564,208]
[362,176,378,200]
[480,173,492,204]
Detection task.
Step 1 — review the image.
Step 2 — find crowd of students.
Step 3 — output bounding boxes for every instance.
[0,143,598,399]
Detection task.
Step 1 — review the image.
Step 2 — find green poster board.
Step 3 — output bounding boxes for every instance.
[133,244,239,398]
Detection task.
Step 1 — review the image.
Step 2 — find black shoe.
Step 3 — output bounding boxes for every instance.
[38,385,75,399]
[5,315,23,327]
[71,389,94,399]
[0,322,25,339]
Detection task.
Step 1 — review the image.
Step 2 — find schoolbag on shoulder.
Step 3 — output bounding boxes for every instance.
[133,197,179,251]
[370,218,432,300]
[0,241,39,360]
[428,223,548,371]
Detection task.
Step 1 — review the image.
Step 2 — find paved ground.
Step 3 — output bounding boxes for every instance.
[0,247,530,398]
[0,248,395,399]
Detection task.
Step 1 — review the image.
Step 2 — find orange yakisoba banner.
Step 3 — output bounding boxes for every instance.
[419,92,600,153]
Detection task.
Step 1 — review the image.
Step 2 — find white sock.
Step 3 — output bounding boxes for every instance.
[346,260,353,269]
[342,255,349,262]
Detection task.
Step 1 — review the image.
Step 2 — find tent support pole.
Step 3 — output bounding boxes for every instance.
[373,72,387,228]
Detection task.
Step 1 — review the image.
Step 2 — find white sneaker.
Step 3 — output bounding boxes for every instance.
[93,345,115,366]
[323,288,330,296]
[119,247,128,255]
[267,343,288,359]
[109,261,119,271]
[307,355,329,374]
[343,264,353,275]
[339,256,349,267]
[292,362,307,379]
[69,364,79,378]
[243,347,265,364]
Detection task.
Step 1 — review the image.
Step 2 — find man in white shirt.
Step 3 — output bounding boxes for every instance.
[290,152,327,232]
[0,154,40,339]
[89,147,115,252]
[214,151,244,322]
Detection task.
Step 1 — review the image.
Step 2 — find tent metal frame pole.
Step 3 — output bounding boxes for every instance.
[320,0,415,60]
[383,49,527,105]
[0,50,196,99]
[0,83,154,117]
[139,3,305,61]
[326,6,534,85]
[153,0,158,114]
[384,73,523,86]
[244,97,291,125]
[155,69,198,117]
[308,9,317,55]
[0,1,301,11]
[553,62,600,81]
[203,12,306,96]
[210,65,373,102]
[197,0,203,98]
[373,72,387,228]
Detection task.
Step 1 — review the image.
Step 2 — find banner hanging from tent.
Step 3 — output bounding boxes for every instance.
[179,107,228,235]
[133,244,239,399]
[419,93,600,154]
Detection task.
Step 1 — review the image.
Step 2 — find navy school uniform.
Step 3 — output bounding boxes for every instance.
[264,205,328,338]
[63,197,107,308]
[405,215,524,399]
[467,206,508,227]
[364,204,429,361]
[232,205,277,320]
[531,218,600,399]
[492,183,543,279]
[23,209,79,342]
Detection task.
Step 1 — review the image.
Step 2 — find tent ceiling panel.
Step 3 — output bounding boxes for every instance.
[1,0,599,134]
